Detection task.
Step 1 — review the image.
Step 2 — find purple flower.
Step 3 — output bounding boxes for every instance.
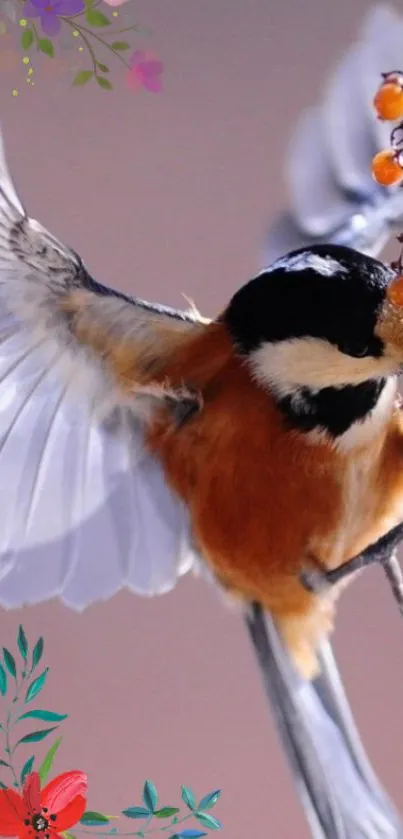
[24,0,85,36]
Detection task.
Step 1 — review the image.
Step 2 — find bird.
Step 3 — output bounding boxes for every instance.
[2,6,403,838]
[1,113,403,839]
[264,3,403,265]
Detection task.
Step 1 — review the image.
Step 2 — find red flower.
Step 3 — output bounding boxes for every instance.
[0,771,87,839]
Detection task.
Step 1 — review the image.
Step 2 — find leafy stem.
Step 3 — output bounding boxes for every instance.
[31,21,40,47]
[4,711,20,790]
[61,17,98,75]
[66,20,131,69]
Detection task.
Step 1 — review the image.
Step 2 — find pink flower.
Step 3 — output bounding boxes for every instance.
[103,0,130,6]
[126,50,163,93]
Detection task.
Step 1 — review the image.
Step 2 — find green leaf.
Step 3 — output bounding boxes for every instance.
[62,834,76,839]
[18,710,67,723]
[181,786,196,811]
[15,726,57,747]
[96,76,113,90]
[0,665,7,697]
[38,38,54,57]
[73,70,93,86]
[17,626,28,661]
[155,808,180,819]
[122,808,150,820]
[96,62,109,72]
[80,813,110,826]
[32,638,44,671]
[143,781,158,813]
[111,41,130,50]
[175,833,207,839]
[25,668,49,703]
[195,814,221,830]
[85,9,110,26]
[20,756,35,786]
[38,737,62,784]
[0,759,10,768]
[197,790,221,811]
[21,29,33,50]
[3,648,16,679]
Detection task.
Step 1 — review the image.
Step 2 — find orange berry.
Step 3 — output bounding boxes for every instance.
[374,81,403,120]
[387,274,403,307]
[371,149,403,186]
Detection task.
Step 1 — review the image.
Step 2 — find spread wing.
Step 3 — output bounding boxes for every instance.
[264,4,403,264]
[0,128,206,610]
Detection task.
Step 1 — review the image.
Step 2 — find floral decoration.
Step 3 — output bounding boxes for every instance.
[0,626,223,839]
[0,0,164,94]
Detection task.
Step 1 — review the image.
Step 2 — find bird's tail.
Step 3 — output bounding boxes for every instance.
[245,603,403,839]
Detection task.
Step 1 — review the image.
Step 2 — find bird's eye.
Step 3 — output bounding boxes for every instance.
[339,343,369,358]
[354,346,368,358]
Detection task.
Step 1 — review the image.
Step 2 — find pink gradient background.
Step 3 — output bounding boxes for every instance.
[1,0,403,835]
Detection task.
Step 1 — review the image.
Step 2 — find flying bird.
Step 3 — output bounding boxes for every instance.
[1,5,403,839]
[264,4,403,265]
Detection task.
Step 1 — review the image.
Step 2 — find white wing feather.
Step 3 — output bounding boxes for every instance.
[0,132,197,610]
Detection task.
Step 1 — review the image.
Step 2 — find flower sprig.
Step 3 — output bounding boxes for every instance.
[0,0,164,93]
[0,627,222,839]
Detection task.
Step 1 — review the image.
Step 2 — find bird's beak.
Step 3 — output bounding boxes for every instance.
[376,275,403,363]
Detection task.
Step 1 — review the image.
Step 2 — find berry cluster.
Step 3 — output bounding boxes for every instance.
[372,71,403,187]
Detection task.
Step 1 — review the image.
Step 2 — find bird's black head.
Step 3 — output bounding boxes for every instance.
[224,244,403,440]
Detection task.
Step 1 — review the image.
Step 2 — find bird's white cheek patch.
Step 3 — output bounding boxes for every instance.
[249,336,397,392]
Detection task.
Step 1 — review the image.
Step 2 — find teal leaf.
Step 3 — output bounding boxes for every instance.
[0,664,6,696]
[3,648,16,679]
[198,791,221,811]
[80,813,110,826]
[111,41,130,50]
[17,627,28,660]
[18,710,67,723]
[195,814,221,830]
[96,76,113,90]
[155,808,180,819]
[73,70,93,86]
[181,786,196,811]
[25,669,49,703]
[20,756,35,785]
[32,638,44,671]
[38,737,62,784]
[85,8,110,25]
[15,727,57,747]
[143,781,157,813]
[176,833,207,838]
[21,29,34,49]
[0,782,6,790]
[122,807,150,820]
[0,759,10,768]
[38,38,54,57]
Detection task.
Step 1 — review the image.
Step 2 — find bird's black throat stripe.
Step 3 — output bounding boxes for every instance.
[275,378,387,438]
